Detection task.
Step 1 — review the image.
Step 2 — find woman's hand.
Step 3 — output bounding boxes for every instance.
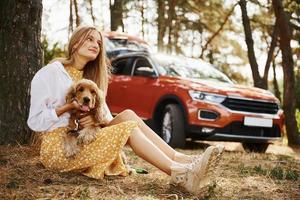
[70,100,83,111]
[55,100,86,117]
[56,101,81,117]
[79,115,97,128]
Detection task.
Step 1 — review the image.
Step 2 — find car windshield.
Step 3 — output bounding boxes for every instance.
[106,38,149,52]
[153,54,233,84]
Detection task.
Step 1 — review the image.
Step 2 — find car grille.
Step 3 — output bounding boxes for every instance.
[221,97,279,114]
[219,122,281,138]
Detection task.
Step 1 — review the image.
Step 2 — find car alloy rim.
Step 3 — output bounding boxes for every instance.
[162,111,172,144]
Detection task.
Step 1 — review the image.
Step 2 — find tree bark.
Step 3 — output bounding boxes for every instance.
[240,0,279,90]
[0,0,43,144]
[272,57,281,102]
[166,0,176,53]
[110,0,124,31]
[272,0,300,146]
[173,16,181,54]
[140,1,145,39]
[73,0,81,27]
[157,0,166,52]
[68,0,74,36]
[262,23,279,89]
[239,0,262,88]
[87,0,96,25]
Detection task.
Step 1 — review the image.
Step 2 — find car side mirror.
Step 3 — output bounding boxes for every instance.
[134,67,157,78]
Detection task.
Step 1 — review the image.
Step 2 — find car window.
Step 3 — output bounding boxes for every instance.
[133,58,155,76]
[108,38,149,52]
[111,58,133,75]
[153,54,232,84]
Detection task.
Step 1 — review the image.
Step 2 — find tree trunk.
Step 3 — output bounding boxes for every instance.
[73,0,81,27]
[272,0,300,146]
[272,58,281,102]
[141,1,145,39]
[166,0,175,53]
[0,0,43,145]
[157,0,166,52]
[240,0,279,90]
[239,0,263,88]
[110,0,124,31]
[68,0,74,36]
[87,0,96,25]
[173,15,181,54]
[262,23,279,89]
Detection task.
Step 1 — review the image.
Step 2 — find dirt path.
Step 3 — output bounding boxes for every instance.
[0,141,299,199]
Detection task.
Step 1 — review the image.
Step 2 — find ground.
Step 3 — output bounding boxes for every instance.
[0,140,299,200]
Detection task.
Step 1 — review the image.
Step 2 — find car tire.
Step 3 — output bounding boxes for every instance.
[160,104,186,148]
[242,143,269,153]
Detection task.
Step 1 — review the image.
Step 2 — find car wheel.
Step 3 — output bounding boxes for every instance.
[242,143,269,153]
[161,104,186,148]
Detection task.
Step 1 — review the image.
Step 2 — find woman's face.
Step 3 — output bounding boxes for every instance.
[76,30,102,62]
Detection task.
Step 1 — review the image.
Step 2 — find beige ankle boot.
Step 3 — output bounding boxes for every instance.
[170,145,223,194]
[173,152,198,164]
[170,162,200,194]
[194,145,224,186]
[174,145,225,164]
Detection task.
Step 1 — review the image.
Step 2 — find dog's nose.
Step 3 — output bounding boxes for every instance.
[83,97,90,103]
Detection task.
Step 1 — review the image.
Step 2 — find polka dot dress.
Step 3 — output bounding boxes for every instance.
[40,66,138,179]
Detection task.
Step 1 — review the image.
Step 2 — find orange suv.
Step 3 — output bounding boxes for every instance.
[106,52,284,152]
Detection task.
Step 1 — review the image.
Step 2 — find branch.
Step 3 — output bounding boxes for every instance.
[290,21,300,31]
[184,1,214,33]
[290,16,300,22]
[199,2,239,58]
[87,0,96,25]
[248,0,271,9]
[239,0,261,86]
[263,22,279,80]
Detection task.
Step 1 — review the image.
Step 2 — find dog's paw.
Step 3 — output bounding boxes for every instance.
[64,144,80,159]
[77,128,97,145]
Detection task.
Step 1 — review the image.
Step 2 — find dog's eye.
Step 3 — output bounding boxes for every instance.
[78,88,84,92]
[91,90,96,94]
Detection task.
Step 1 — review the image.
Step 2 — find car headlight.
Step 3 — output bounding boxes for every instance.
[188,90,226,103]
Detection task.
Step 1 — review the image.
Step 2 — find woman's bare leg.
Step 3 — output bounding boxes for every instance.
[108,110,177,160]
[126,127,224,194]
[127,127,174,175]
[127,127,220,188]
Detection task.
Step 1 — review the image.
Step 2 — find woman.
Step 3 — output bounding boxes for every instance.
[27,25,223,195]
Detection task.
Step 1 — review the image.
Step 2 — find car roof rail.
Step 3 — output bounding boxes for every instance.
[107,48,149,59]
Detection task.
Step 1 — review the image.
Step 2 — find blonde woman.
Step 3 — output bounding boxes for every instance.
[27,25,224,195]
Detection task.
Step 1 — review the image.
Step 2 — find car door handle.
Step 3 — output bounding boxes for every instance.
[121,85,127,89]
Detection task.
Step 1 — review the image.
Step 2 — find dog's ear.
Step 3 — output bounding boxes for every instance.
[66,83,76,103]
[94,88,105,123]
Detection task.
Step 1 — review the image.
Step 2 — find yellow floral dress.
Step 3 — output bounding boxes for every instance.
[40,66,138,179]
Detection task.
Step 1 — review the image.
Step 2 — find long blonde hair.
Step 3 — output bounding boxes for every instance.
[55,25,111,96]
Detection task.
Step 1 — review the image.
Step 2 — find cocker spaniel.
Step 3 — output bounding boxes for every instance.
[63,79,108,158]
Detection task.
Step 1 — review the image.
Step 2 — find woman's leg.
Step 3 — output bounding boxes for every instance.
[126,126,222,194]
[108,110,177,160]
[127,127,174,175]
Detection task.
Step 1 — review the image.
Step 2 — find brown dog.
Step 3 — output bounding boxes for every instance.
[63,79,108,158]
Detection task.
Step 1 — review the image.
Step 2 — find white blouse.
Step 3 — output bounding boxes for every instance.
[27,61,113,132]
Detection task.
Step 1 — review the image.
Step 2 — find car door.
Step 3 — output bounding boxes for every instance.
[107,57,134,114]
[124,56,159,119]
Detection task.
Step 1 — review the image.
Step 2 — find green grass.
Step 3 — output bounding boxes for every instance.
[286,169,299,181]
[253,165,267,176]
[270,166,284,180]
[238,164,299,181]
